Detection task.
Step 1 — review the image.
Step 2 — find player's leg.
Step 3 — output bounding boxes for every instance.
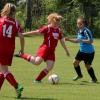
[2,66,18,89]
[84,52,97,83]
[20,54,43,65]
[15,52,35,62]
[32,56,43,65]
[34,60,54,82]
[15,52,43,65]
[73,59,83,81]
[85,64,97,83]
[73,51,83,81]
[2,66,23,98]
[0,66,5,90]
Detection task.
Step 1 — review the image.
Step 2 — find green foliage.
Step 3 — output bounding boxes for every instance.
[92,12,100,38]
[16,2,26,28]
[32,16,47,29]
[1,0,100,37]
[44,0,57,13]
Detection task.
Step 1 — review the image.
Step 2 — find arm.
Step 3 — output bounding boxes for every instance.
[65,37,93,44]
[18,33,25,53]
[22,30,40,35]
[80,39,93,44]
[65,37,80,43]
[60,38,70,56]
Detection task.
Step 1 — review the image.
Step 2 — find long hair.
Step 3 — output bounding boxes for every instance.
[47,13,63,24]
[1,3,16,17]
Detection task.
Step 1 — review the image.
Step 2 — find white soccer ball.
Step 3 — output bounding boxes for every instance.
[48,74,59,84]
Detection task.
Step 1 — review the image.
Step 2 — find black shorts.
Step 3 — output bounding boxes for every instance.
[75,50,95,65]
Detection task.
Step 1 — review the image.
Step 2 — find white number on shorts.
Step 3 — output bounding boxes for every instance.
[3,24,13,38]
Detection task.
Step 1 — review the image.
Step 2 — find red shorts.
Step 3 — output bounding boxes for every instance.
[0,55,13,66]
[0,48,14,66]
[36,45,55,61]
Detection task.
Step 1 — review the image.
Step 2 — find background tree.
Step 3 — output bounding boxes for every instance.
[1,0,100,37]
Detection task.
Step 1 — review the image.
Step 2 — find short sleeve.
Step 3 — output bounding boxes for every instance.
[85,30,93,41]
[39,26,48,35]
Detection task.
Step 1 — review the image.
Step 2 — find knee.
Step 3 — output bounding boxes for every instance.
[33,57,43,66]
[34,62,41,66]
[73,61,79,67]
[34,60,42,66]
[46,66,53,71]
[0,72,4,77]
[31,58,42,65]
[85,64,91,70]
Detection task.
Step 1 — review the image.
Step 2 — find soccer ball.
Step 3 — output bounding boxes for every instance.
[48,74,59,84]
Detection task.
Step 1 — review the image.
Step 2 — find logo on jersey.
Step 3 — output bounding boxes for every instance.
[53,32,59,39]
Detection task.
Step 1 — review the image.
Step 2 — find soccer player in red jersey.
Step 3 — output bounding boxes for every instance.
[0,3,24,98]
[15,13,70,83]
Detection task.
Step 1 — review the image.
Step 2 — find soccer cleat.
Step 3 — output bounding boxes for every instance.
[33,80,41,83]
[14,52,22,57]
[89,78,97,83]
[16,84,23,99]
[73,75,83,81]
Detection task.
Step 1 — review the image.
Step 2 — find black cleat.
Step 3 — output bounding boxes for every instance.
[89,78,97,83]
[14,52,22,57]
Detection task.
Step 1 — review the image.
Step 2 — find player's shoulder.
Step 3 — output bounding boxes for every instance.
[39,25,48,31]
[40,25,48,29]
[0,17,16,25]
[0,17,5,23]
[84,27,92,34]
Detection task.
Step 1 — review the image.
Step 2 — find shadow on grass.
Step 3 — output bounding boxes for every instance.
[58,82,87,86]
[81,80,100,84]
[21,97,57,100]
[58,81,100,86]
[3,96,57,100]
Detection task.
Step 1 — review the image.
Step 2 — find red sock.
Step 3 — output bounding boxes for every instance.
[0,73,5,90]
[21,53,33,62]
[35,69,49,81]
[5,72,18,89]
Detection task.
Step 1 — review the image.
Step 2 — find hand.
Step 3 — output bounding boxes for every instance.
[77,39,82,43]
[66,51,70,57]
[65,37,69,41]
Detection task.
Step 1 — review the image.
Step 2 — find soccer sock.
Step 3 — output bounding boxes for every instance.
[87,67,97,80]
[0,73,5,90]
[20,53,34,62]
[74,65,83,77]
[5,72,18,89]
[35,69,49,81]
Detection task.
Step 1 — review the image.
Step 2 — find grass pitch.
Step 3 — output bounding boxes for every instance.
[0,36,100,100]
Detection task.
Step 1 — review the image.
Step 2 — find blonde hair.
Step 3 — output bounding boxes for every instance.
[1,3,16,17]
[47,13,63,23]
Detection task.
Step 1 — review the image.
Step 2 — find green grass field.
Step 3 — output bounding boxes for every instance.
[0,36,100,100]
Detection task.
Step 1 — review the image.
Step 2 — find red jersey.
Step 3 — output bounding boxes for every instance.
[39,25,62,52]
[0,16,22,65]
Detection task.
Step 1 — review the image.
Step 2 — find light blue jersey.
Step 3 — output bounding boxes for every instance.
[77,27,94,53]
